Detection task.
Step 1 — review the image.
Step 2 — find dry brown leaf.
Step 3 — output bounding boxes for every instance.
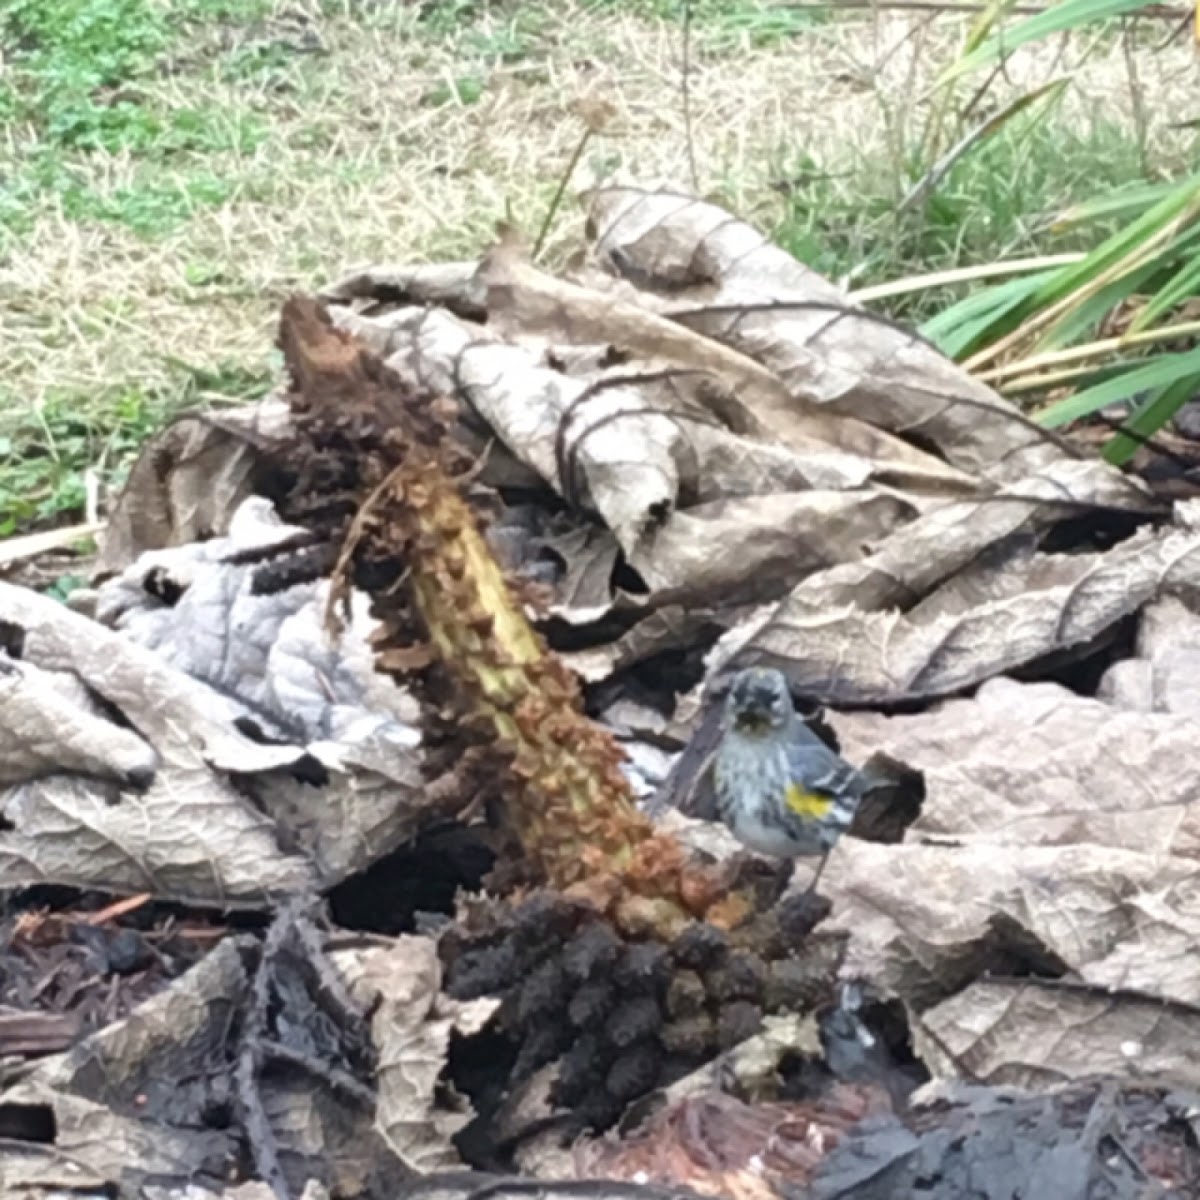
[0,581,320,904]
[327,300,944,609]
[585,186,1079,483]
[479,232,979,495]
[737,508,1200,704]
[829,837,1200,1007]
[626,489,918,602]
[335,936,498,1173]
[835,677,1200,856]
[0,494,446,905]
[541,525,622,615]
[0,938,249,1195]
[764,459,1151,615]
[918,978,1200,1090]
[795,674,1200,1089]
[97,402,292,577]
[0,655,158,787]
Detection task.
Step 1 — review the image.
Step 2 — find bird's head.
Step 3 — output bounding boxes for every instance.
[725,667,793,735]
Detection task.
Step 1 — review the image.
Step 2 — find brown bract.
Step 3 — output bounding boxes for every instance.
[275,296,742,933]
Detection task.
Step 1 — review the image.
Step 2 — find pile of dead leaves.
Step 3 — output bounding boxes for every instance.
[2,187,1199,1198]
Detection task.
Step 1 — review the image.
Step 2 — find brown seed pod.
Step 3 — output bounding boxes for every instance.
[665,970,708,1019]
[716,1001,765,1050]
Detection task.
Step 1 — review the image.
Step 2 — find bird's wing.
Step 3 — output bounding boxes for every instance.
[788,733,869,802]
[645,701,724,821]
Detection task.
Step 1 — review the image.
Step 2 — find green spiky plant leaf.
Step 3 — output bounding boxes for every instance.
[906,172,1200,462]
[940,0,1168,82]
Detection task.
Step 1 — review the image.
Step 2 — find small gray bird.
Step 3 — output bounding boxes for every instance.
[652,667,875,892]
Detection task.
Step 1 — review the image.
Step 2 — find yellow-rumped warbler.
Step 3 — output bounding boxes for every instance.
[708,667,867,890]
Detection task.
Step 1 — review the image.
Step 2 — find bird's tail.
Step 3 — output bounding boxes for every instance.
[851,751,925,843]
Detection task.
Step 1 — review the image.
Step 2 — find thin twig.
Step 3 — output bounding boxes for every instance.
[1088,411,1198,472]
[323,458,411,636]
[236,909,297,1200]
[532,123,595,262]
[288,898,377,1043]
[261,1039,378,1108]
[898,80,1067,214]
[682,0,699,193]
[1120,15,1151,178]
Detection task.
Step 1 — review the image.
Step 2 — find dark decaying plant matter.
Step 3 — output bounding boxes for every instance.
[273,295,734,931]
[12,177,1200,1195]
[267,296,848,1131]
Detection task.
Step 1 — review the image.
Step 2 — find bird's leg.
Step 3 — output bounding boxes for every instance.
[804,850,832,895]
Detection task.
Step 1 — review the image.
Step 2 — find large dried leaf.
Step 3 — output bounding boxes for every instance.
[788,674,1200,1089]
[478,234,979,494]
[831,836,1200,1005]
[0,771,317,906]
[0,499,441,906]
[0,655,157,787]
[96,402,292,578]
[918,978,1200,1089]
[335,936,498,1173]
[769,458,1150,614]
[736,504,1200,704]
[328,298,938,607]
[835,677,1200,855]
[628,490,919,602]
[585,186,1076,483]
[0,578,318,905]
[309,199,1154,696]
[0,937,249,1195]
[3,575,305,775]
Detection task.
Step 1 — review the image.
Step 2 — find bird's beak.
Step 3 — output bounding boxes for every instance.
[733,709,771,734]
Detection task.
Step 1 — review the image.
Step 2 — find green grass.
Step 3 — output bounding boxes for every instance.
[772,117,1150,324]
[0,0,287,531]
[0,364,272,536]
[0,0,1193,541]
[413,0,824,58]
[0,0,270,241]
[0,387,159,535]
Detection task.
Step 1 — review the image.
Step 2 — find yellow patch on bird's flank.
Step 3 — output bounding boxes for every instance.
[784,784,834,819]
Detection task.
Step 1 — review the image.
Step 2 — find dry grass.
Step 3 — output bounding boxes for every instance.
[2,0,1198,530]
